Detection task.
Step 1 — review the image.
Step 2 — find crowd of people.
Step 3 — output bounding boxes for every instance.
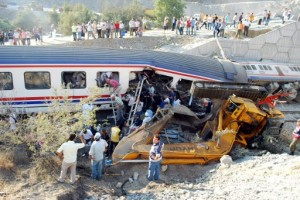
[1,9,299,46]
[55,70,182,183]
[0,26,43,46]
[165,8,299,39]
[70,17,146,41]
[169,11,273,39]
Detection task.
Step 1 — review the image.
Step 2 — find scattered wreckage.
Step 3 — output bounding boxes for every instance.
[112,95,285,165]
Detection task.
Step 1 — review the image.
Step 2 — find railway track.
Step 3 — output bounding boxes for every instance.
[279,110,300,122]
[272,103,300,122]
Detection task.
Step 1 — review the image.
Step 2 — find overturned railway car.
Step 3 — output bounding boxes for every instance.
[0,47,247,114]
[0,46,298,114]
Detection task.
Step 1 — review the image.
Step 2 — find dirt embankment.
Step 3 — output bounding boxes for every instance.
[62,36,197,51]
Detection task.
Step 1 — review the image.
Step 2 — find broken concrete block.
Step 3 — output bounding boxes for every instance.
[116,182,122,188]
[133,172,139,180]
[161,165,168,172]
[220,155,233,166]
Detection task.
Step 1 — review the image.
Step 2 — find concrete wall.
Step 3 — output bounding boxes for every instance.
[185,1,280,17]
[185,22,300,64]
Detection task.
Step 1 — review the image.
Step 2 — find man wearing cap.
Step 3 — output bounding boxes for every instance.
[289,119,300,155]
[142,112,152,125]
[89,132,108,180]
[57,133,86,184]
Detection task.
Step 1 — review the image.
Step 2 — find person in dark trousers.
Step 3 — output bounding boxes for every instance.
[109,123,121,157]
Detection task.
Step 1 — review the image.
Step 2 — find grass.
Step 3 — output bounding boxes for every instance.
[0,154,14,171]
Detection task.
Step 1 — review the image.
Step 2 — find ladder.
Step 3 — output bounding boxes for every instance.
[127,77,146,128]
[111,98,117,125]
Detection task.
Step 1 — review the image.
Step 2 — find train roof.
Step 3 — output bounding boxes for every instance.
[0,46,236,82]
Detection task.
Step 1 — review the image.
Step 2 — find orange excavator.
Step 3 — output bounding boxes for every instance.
[112,95,285,165]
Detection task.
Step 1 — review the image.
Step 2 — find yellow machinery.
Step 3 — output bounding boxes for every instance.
[112,96,285,165]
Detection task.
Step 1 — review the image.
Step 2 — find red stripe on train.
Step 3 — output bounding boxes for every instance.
[0,95,111,101]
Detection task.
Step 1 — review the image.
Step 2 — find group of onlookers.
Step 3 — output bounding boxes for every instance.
[0,27,43,46]
[71,18,146,41]
[168,8,296,39]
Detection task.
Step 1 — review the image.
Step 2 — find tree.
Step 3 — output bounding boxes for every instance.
[48,7,60,28]
[102,0,145,29]
[0,86,102,155]
[154,0,186,26]
[58,3,95,35]
[13,10,37,30]
[0,18,14,31]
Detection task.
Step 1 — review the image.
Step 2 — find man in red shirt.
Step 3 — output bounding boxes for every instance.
[186,18,191,35]
[114,21,120,38]
[106,78,122,97]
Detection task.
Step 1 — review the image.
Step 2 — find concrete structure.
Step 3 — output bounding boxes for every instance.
[185,22,300,64]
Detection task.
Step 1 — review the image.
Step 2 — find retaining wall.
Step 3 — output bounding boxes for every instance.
[185,22,300,64]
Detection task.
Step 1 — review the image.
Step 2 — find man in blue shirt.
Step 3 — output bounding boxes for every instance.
[147,135,164,181]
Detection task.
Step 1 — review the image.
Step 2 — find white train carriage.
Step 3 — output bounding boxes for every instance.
[0,47,246,114]
[241,62,300,97]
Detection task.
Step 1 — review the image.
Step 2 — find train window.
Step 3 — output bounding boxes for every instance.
[24,72,51,90]
[243,65,246,70]
[298,67,300,71]
[246,65,252,70]
[293,67,298,71]
[258,65,263,70]
[0,72,13,90]
[251,65,257,70]
[61,71,86,89]
[267,65,272,70]
[96,71,119,87]
[290,67,294,71]
[263,65,268,70]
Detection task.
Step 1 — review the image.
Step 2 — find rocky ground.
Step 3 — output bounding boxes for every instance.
[1,24,300,200]
[1,134,300,200]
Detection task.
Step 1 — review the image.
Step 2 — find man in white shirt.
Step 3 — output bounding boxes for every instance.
[57,133,86,184]
[80,128,94,157]
[86,21,96,39]
[89,132,108,180]
[79,129,94,145]
[243,19,250,37]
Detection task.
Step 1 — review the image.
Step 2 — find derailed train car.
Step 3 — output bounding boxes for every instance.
[0,46,299,114]
[0,46,246,114]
